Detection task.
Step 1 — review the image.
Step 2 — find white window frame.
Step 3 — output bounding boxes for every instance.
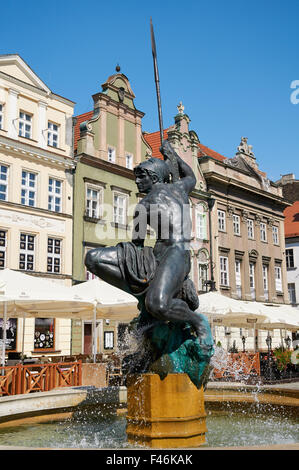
[19,233,35,271]
[85,184,103,219]
[260,222,267,242]
[19,111,32,139]
[219,256,229,286]
[104,331,114,350]
[0,230,7,269]
[21,170,37,207]
[288,283,296,304]
[48,177,62,212]
[249,262,256,299]
[286,249,294,269]
[0,164,8,201]
[262,264,269,301]
[0,104,3,130]
[108,147,116,163]
[272,226,279,245]
[47,237,62,274]
[196,211,207,239]
[217,210,226,232]
[235,259,242,298]
[125,154,133,170]
[113,191,127,225]
[275,265,282,292]
[247,219,254,239]
[233,214,240,235]
[47,122,59,148]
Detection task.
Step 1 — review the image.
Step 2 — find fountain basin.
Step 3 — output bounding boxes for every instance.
[0,381,298,449]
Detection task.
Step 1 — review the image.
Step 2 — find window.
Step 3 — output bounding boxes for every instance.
[48,178,62,212]
[198,264,208,291]
[217,210,226,231]
[19,233,35,271]
[196,212,207,239]
[86,186,103,219]
[21,171,36,207]
[108,147,115,163]
[249,263,255,299]
[262,264,269,301]
[275,265,282,292]
[0,104,3,129]
[113,192,127,225]
[0,230,7,269]
[125,154,133,170]
[47,122,59,148]
[260,222,267,242]
[34,318,54,350]
[233,214,240,235]
[104,331,114,349]
[235,260,242,298]
[288,283,296,305]
[272,226,279,245]
[286,249,294,269]
[0,164,8,201]
[219,256,229,286]
[19,112,32,138]
[47,238,61,274]
[247,219,254,239]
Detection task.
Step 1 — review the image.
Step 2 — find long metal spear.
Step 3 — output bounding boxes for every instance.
[150,18,179,182]
[150,18,164,147]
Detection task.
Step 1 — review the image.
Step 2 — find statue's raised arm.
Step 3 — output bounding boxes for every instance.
[160,140,196,195]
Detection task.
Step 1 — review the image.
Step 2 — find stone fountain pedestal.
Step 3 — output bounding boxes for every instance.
[126,373,207,448]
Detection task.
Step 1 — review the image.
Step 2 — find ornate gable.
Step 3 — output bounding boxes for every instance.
[0,54,51,93]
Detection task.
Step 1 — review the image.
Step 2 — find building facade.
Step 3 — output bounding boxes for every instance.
[0,55,75,357]
[143,102,212,294]
[284,201,299,309]
[72,68,151,355]
[198,136,291,351]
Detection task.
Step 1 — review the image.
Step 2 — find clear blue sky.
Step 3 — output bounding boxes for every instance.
[1,0,298,182]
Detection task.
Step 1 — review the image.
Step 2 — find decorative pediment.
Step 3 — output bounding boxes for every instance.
[0,54,51,93]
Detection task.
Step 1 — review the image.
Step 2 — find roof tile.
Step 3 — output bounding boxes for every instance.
[284,201,299,238]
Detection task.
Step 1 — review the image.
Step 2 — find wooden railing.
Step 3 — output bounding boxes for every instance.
[212,352,261,380]
[0,361,82,396]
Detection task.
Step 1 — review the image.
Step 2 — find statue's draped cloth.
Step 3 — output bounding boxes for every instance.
[116,242,214,389]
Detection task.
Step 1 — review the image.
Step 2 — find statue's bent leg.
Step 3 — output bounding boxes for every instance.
[85,246,129,292]
[145,247,207,341]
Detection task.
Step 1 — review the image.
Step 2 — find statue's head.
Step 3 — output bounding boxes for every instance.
[134,158,170,193]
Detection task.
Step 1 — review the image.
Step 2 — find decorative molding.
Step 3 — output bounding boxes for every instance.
[0,208,66,233]
[83,177,107,188]
[110,185,132,195]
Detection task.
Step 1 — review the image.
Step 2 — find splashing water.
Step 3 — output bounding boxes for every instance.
[0,406,297,449]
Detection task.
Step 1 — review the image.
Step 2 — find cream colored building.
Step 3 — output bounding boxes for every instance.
[0,54,75,358]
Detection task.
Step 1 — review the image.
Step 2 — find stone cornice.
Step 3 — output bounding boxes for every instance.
[79,153,135,180]
[0,134,74,169]
[0,199,72,219]
[202,170,290,209]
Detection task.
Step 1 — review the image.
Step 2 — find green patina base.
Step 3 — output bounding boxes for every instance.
[122,300,214,389]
